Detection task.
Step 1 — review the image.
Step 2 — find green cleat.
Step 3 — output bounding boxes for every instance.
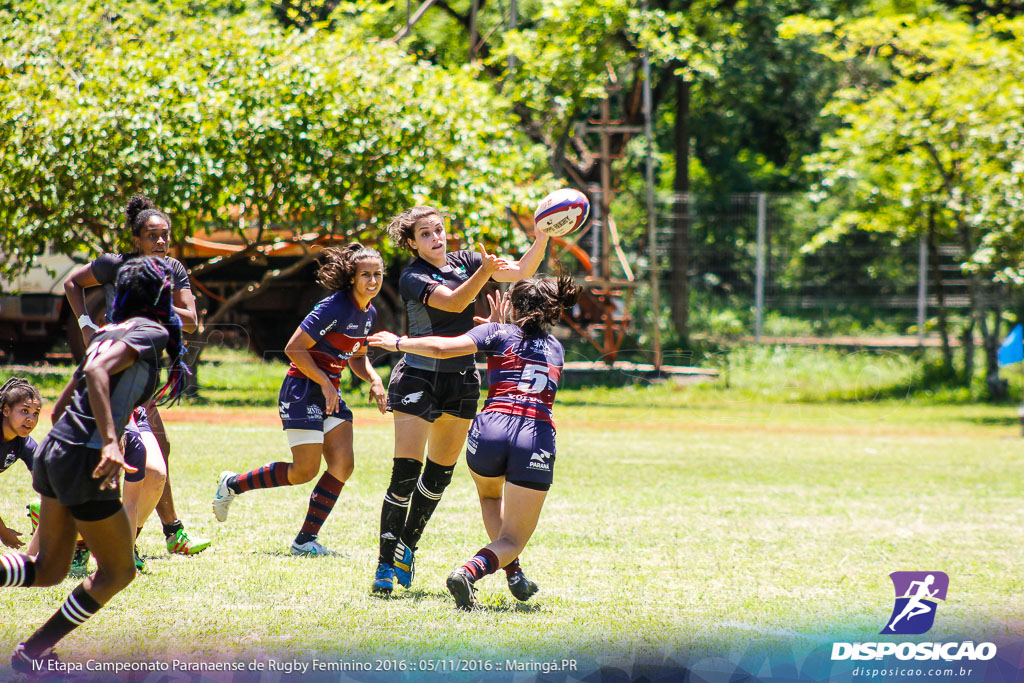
[70,547,90,574]
[26,502,39,534]
[166,528,211,555]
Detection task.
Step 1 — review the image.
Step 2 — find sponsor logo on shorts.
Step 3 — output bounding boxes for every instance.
[466,426,479,454]
[527,449,552,472]
[279,401,291,418]
[307,404,323,419]
[401,391,424,405]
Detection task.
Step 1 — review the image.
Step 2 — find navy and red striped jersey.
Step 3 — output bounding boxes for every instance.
[466,323,564,425]
[287,292,376,388]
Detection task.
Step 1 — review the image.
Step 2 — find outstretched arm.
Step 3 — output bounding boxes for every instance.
[368,331,478,359]
[491,227,550,283]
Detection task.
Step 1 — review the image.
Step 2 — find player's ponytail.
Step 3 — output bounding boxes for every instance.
[386,206,443,252]
[111,256,191,406]
[316,243,384,292]
[509,274,580,337]
[0,378,42,413]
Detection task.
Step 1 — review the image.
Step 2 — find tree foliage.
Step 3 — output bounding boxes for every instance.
[0,0,546,280]
[784,13,1024,390]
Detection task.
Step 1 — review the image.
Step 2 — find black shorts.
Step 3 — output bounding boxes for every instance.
[33,436,122,507]
[387,358,480,422]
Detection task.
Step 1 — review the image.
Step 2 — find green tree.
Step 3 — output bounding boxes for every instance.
[784,13,1024,395]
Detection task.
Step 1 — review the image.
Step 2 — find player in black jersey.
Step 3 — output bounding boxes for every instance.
[2,257,190,673]
[1,378,43,554]
[372,206,549,595]
[63,194,209,557]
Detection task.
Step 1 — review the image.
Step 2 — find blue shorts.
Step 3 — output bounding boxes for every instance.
[279,374,353,431]
[466,411,556,491]
[122,429,146,484]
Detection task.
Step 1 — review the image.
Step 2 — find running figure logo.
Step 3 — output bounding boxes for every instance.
[881,571,949,635]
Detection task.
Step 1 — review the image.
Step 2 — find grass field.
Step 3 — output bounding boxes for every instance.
[1,350,1023,679]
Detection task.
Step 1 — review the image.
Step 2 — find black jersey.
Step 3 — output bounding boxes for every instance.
[48,318,169,449]
[398,250,484,372]
[91,253,190,323]
[0,434,37,474]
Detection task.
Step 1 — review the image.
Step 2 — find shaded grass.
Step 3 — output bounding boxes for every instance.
[1,395,1021,665]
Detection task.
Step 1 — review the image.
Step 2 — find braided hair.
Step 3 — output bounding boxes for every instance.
[0,378,42,414]
[125,194,171,239]
[508,274,581,337]
[386,206,442,252]
[110,257,190,406]
[316,243,384,292]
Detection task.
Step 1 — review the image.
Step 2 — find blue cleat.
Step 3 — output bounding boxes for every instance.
[393,542,415,588]
[372,563,395,595]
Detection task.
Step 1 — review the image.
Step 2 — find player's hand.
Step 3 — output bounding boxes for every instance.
[367,331,400,352]
[474,289,508,324]
[319,379,340,415]
[477,244,511,275]
[532,222,551,240]
[368,378,387,414]
[0,525,24,549]
[92,441,137,491]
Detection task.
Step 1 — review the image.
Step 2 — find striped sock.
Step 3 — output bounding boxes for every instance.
[0,553,36,587]
[230,462,291,493]
[297,472,344,541]
[502,557,522,577]
[23,585,101,657]
[462,548,499,581]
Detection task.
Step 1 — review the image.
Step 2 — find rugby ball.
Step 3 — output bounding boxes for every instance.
[533,188,590,237]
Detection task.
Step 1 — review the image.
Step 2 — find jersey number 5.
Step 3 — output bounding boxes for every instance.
[517,364,549,394]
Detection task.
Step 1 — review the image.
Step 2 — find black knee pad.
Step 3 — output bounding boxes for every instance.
[388,458,422,498]
[421,460,455,494]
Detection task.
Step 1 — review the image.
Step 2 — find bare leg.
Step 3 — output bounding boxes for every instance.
[123,431,167,533]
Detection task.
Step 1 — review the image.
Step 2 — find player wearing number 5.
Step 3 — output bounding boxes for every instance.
[371,206,549,596]
[369,274,580,609]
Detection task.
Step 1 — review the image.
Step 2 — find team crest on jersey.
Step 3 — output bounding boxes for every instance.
[346,323,359,331]
[401,391,424,405]
[1,450,17,472]
[527,449,552,472]
[431,274,444,283]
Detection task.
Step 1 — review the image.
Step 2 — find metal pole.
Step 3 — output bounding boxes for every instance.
[918,231,928,345]
[642,18,662,371]
[589,183,603,279]
[754,192,767,343]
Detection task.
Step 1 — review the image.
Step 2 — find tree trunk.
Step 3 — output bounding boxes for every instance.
[925,209,952,372]
[669,79,691,343]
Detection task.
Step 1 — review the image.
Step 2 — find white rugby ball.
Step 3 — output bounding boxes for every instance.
[533,188,590,237]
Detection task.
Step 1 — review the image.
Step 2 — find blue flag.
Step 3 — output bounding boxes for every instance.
[998,324,1024,367]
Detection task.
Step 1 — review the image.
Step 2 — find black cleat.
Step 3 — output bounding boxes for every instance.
[446,568,478,611]
[506,569,539,601]
[11,643,60,676]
